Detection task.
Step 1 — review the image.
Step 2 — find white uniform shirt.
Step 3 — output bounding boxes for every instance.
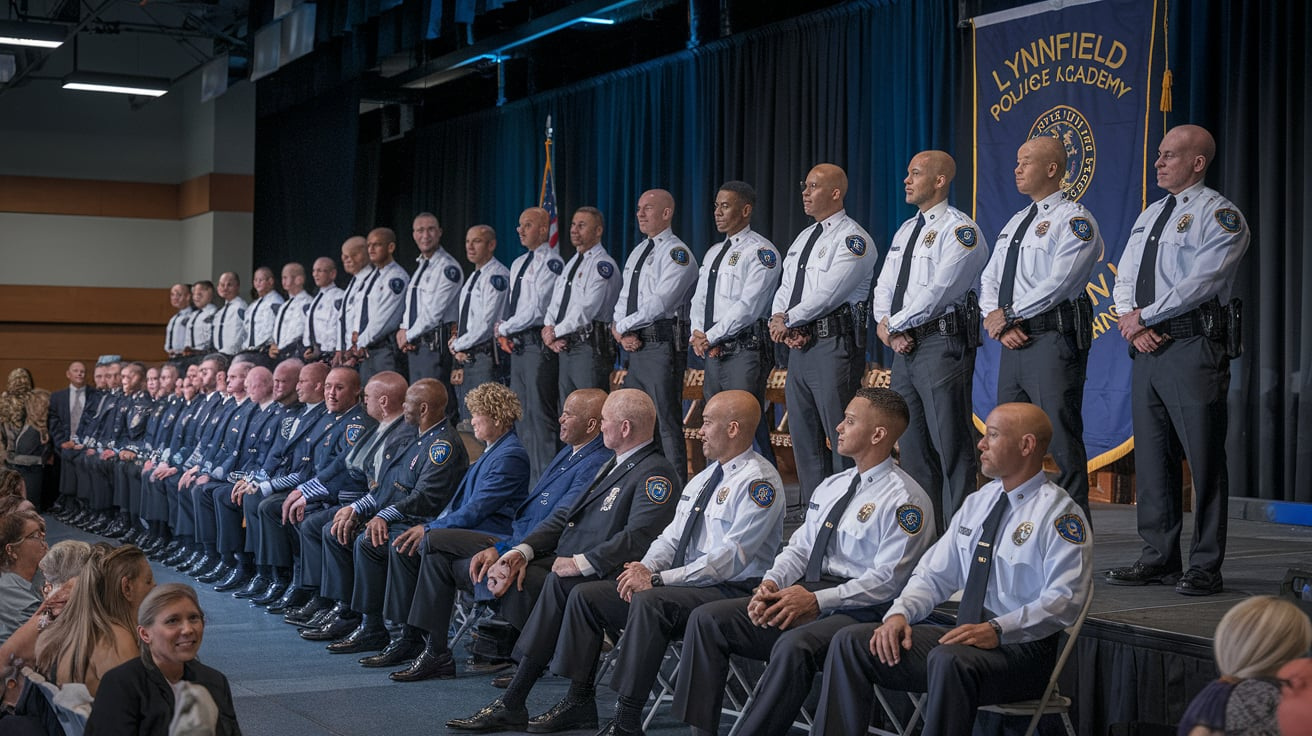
[642,449,785,586]
[401,249,462,338]
[305,285,345,353]
[980,190,1104,319]
[353,260,410,348]
[613,228,699,333]
[765,458,937,613]
[165,306,195,354]
[772,209,877,326]
[497,244,565,336]
[243,291,285,350]
[273,291,314,349]
[871,201,990,331]
[690,227,782,343]
[1113,181,1250,324]
[185,303,219,353]
[886,472,1092,643]
[545,245,622,338]
[451,258,511,351]
[212,297,248,354]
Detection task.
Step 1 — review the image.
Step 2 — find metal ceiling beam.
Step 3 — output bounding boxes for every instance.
[0,0,115,96]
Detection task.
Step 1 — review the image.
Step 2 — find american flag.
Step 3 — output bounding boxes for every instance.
[540,115,559,249]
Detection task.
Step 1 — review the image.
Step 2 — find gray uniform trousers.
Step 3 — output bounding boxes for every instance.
[404,529,500,642]
[892,334,979,532]
[510,342,561,485]
[359,337,406,386]
[996,331,1089,512]
[813,622,1057,736]
[784,334,861,509]
[1131,335,1230,574]
[316,506,355,602]
[455,349,500,422]
[351,521,412,617]
[554,580,751,701]
[623,340,688,480]
[558,341,613,403]
[702,342,775,463]
[407,343,459,424]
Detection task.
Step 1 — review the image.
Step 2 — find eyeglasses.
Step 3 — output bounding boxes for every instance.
[22,531,47,544]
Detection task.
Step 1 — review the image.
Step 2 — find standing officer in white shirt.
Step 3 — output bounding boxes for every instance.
[164,283,195,360]
[303,256,345,363]
[450,225,510,421]
[212,271,248,359]
[543,207,621,403]
[271,262,312,363]
[242,266,285,366]
[352,227,411,384]
[398,213,462,409]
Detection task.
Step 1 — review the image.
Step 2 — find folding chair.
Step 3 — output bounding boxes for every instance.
[725,661,815,736]
[447,590,493,651]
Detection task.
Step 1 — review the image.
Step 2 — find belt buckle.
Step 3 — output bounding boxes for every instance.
[937,316,949,335]
[816,319,832,339]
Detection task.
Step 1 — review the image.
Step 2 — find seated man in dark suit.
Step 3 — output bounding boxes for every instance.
[48,360,92,515]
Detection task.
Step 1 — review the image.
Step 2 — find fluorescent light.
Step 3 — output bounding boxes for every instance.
[62,71,170,97]
[0,20,67,48]
[577,17,615,25]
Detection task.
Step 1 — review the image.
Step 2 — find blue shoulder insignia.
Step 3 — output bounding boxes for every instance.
[430,440,453,465]
[344,424,364,445]
[645,476,672,504]
[1069,217,1094,242]
[897,504,924,535]
[670,247,691,266]
[547,259,564,275]
[490,274,509,291]
[845,235,867,256]
[444,266,461,283]
[389,277,405,294]
[1214,208,1242,233]
[333,298,343,310]
[954,226,978,249]
[748,480,776,508]
[757,249,777,269]
[1055,513,1087,544]
[597,262,614,279]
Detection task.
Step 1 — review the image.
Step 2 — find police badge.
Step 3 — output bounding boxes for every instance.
[728,251,741,267]
[896,504,924,535]
[856,502,875,523]
[601,487,622,512]
[1176,214,1194,233]
[429,440,452,465]
[716,487,730,504]
[1035,221,1051,236]
[646,477,672,504]
[924,231,938,247]
[1012,521,1034,546]
[1214,208,1242,233]
[1069,217,1094,241]
[845,235,867,256]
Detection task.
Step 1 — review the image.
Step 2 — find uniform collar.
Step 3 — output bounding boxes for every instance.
[1172,180,1208,206]
[1033,189,1065,213]
[999,470,1048,505]
[718,447,757,474]
[855,455,895,488]
[920,199,951,224]
[613,439,654,466]
[725,226,753,247]
[816,209,847,229]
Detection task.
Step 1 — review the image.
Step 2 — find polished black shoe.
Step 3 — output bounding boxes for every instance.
[360,637,424,668]
[1105,561,1182,586]
[326,623,390,653]
[283,597,332,626]
[389,647,456,682]
[1175,568,1223,596]
[173,549,204,570]
[250,579,289,606]
[120,526,142,545]
[197,561,232,584]
[233,575,271,599]
[527,696,598,734]
[149,539,178,560]
[181,553,215,575]
[84,514,110,534]
[302,601,346,630]
[103,518,129,538]
[214,568,254,593]
[67,509,91,527]
[446,699,528,731]
[300,611,361,641]
[591,720,643,736]
[267,587,313,616]
[161,546,191,566]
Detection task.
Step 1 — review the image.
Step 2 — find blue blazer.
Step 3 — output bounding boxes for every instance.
[498,434,612,551]
[426,429,530,536]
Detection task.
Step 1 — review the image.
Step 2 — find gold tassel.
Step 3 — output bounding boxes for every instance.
[1160,68,1173,112]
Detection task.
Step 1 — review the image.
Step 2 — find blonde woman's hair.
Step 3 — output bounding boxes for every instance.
[136,583,204,660]
[465,382,523,427]
[1214,595,1312,679]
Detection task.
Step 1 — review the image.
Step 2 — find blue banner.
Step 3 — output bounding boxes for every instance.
[970,0,1163,470]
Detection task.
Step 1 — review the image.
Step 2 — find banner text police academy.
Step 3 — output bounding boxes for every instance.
[986,32,1133,121]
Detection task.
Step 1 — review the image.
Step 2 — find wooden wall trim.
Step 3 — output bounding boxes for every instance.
[0,174,254,220]
[0,285,172,326]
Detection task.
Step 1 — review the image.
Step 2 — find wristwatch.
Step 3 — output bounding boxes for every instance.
[649,573,664,588]
[988,619,1002,639]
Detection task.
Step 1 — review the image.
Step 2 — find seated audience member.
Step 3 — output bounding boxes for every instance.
[3,389,51,508]
[0,470,29,508]
[1278,657,1312,736]
[86,583,239,736]
[811,403,1092,736]
[0,510,47,645]
[1179,595,1312,736]
[37,540,93,597]
[36,544,156,696]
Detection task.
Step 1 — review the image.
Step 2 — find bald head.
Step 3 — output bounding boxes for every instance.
[1016,136,1068,200]
[979,402,1054,488]
[311,257,339,289]
[404,378,449,431]
[559,388,606,448]
[273,359,303,404]
[906,151,957,211]
[322,367,360,413]
[601,389,656,453]
[282,262,306,295]
[367,228,398,267]
[803,164,849,220]
[363,371,408,422]
[1156,124,1217,194]
[699,390,762,462]
[341,236,368,275]
[636,189,675,237]
[245,366,274,403]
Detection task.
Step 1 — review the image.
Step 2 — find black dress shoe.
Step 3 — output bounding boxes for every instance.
[197,562,232,584]
[284,597,333,626]
[1105,561,1182,586]
[250,579,289,606]
[1175,568,1223,596]
[360,637,424,668]
[267,587,313,616]
[172,549,203,570]
[389,647,456,682]
[120,527,142,545]
[181,553,215,575]
[527,696,598,734]
[233,575,271,599]
[162,546,191,566]
[67,509,90,527]
[300,611,361,641]
[214,568,254,592]
[84,515,110,534]
[103,518,128,538]
[591,720,643,736]
[326,623,390,653]
[446,699,529,731]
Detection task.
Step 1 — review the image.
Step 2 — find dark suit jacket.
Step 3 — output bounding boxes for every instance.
[86,656,240,736]
[48,386,99,446]
[425,429,529,536]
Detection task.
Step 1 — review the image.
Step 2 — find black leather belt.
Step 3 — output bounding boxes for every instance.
[418,324,450,351]
[1024,300,1076,335]
[1153,302,1219,340]
[511,327,544,345]
[809,305,853,339]
[465,341,495,356]
[634,318,678,343]
[714,321,767,357]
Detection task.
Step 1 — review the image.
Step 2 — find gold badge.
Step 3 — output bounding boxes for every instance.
[601,488,621,512]
[923,230,937,246]
[856,502,876,522]
[716,486,730,504]
[1176,213,1193,232]
[817,247,828,259]
[728,252,740,266]
[1035,221,1051,236]
[1012,521,1034,546]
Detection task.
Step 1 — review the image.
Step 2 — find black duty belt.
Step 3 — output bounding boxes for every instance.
[809,305,853,339]
[465,341,495,356]
[907,311,961,341]
[633,318,678,343]
[1024,300,1076,335]
[1153,301,1220,340]
[714,320,767,357]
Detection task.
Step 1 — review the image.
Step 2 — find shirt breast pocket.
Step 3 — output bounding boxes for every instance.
[1021,234,1056,280]
[914,246,940,287]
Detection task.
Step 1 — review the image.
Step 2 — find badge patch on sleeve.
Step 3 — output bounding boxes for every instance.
[954,226,978,249]
[896,504,924,535]
[748,480,776,508]
[490,274,508,291]
[598,262,614,279]
[670,247,691,265]
[645,476,672,504]
[1214,208,1242,233]
[845,235,867,256]
[345,424,364,445]
[757,249,777,268]
[389,277,405,294]
[429,440,453,465]
[548,259,564,275]
[444,266,461,283]
[1055,514,1086,544]
[1069,217,1094,241]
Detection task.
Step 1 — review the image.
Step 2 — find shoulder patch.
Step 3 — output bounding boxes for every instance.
[896,504,924,535]
[547,259,564,275]
[1069,217,1094,242]
[757,249,777,268]
[597,262,614,279]
[429,440,453,465]
[748,480,776,508]
[645,476,672,504]
[302,302,311,314]
[444,266,461,283]
[333,298,343,310]
[1214,208,1242,233]
[490,274,508,291]
[271,301,283,313]
[954,226,978,249]
[845,235,867,256]
[236,307,246,320]
[389,277,405,294]
[344,424,364,445]
[1055,514,1086,544]
[670,247,691,266]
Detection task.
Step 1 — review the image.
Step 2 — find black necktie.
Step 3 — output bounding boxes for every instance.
[703,239,732,328]
[671,464,724,568]
[554,256,585,323]
[306,292,323,347]
[189,313,197,347]
[408,257,431,324]
[509,250,535,316]
[216,304,228,350]
[890,214,926,315]
[787,223,825,309]
[804,472,863,582]
[626,239,656,316]
[248,299,262,344]
[997,204,1039,309]
[358,270,382,334]
[458,271,481,333]
[1135,194,1177,308]
[274,298,291,344]
[957,491,1011,625]
[339,276,357,346]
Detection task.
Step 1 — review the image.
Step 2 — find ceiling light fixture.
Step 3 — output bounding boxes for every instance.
[577,17,615,25]
[0,19,67,48]
[62,71,170,97]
